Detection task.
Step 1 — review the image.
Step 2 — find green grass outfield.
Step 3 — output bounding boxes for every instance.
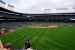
[0,26,75,50]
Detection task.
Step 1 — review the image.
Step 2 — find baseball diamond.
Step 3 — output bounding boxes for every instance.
[0,0,75,50]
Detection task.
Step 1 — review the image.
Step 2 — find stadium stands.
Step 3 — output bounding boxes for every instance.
[0,5,75,50]
[0,6,75,22]
[0,5,75,31]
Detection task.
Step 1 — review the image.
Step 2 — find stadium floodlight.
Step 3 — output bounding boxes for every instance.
[72,7,75,13]
[43,8,51,13]
[73,7,75,9]
[8,4,14,8]
[56,8,68,13]
[56,8,68,10]
[44,9,51,11]
[0,0,6,4]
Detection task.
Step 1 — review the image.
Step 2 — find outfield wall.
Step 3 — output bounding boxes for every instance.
[0,22,75,30]
[25,22,75,26]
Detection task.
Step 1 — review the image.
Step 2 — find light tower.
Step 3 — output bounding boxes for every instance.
[56,8,68,13]
[7,4,14,11]
[43,8,51,14]
[7,0,14,11]
[72,7,75,13]
[0,0,14,11]
[0,0,6,8]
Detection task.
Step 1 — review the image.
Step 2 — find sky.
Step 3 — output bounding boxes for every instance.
[2,0,75,14]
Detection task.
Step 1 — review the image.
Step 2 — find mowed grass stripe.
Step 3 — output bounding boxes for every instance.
[46,27,75,50]
[30,29,48,49]
[11,28,40,48]
[31,29,46,44]
[0,26,75,50]
[37,28,70,50]
[17,28,42,48]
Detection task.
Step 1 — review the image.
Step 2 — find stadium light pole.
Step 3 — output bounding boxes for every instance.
[56,8,62,13]
[73,7,75,13]
[56,8,68,13]
[43,9,51,14]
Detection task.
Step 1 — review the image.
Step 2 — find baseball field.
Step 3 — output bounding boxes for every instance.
[0,25,75,50]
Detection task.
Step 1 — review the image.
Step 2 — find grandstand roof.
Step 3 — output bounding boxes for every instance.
[0,6,75,16]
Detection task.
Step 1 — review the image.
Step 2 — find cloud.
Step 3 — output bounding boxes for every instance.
[14,0,75,13]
